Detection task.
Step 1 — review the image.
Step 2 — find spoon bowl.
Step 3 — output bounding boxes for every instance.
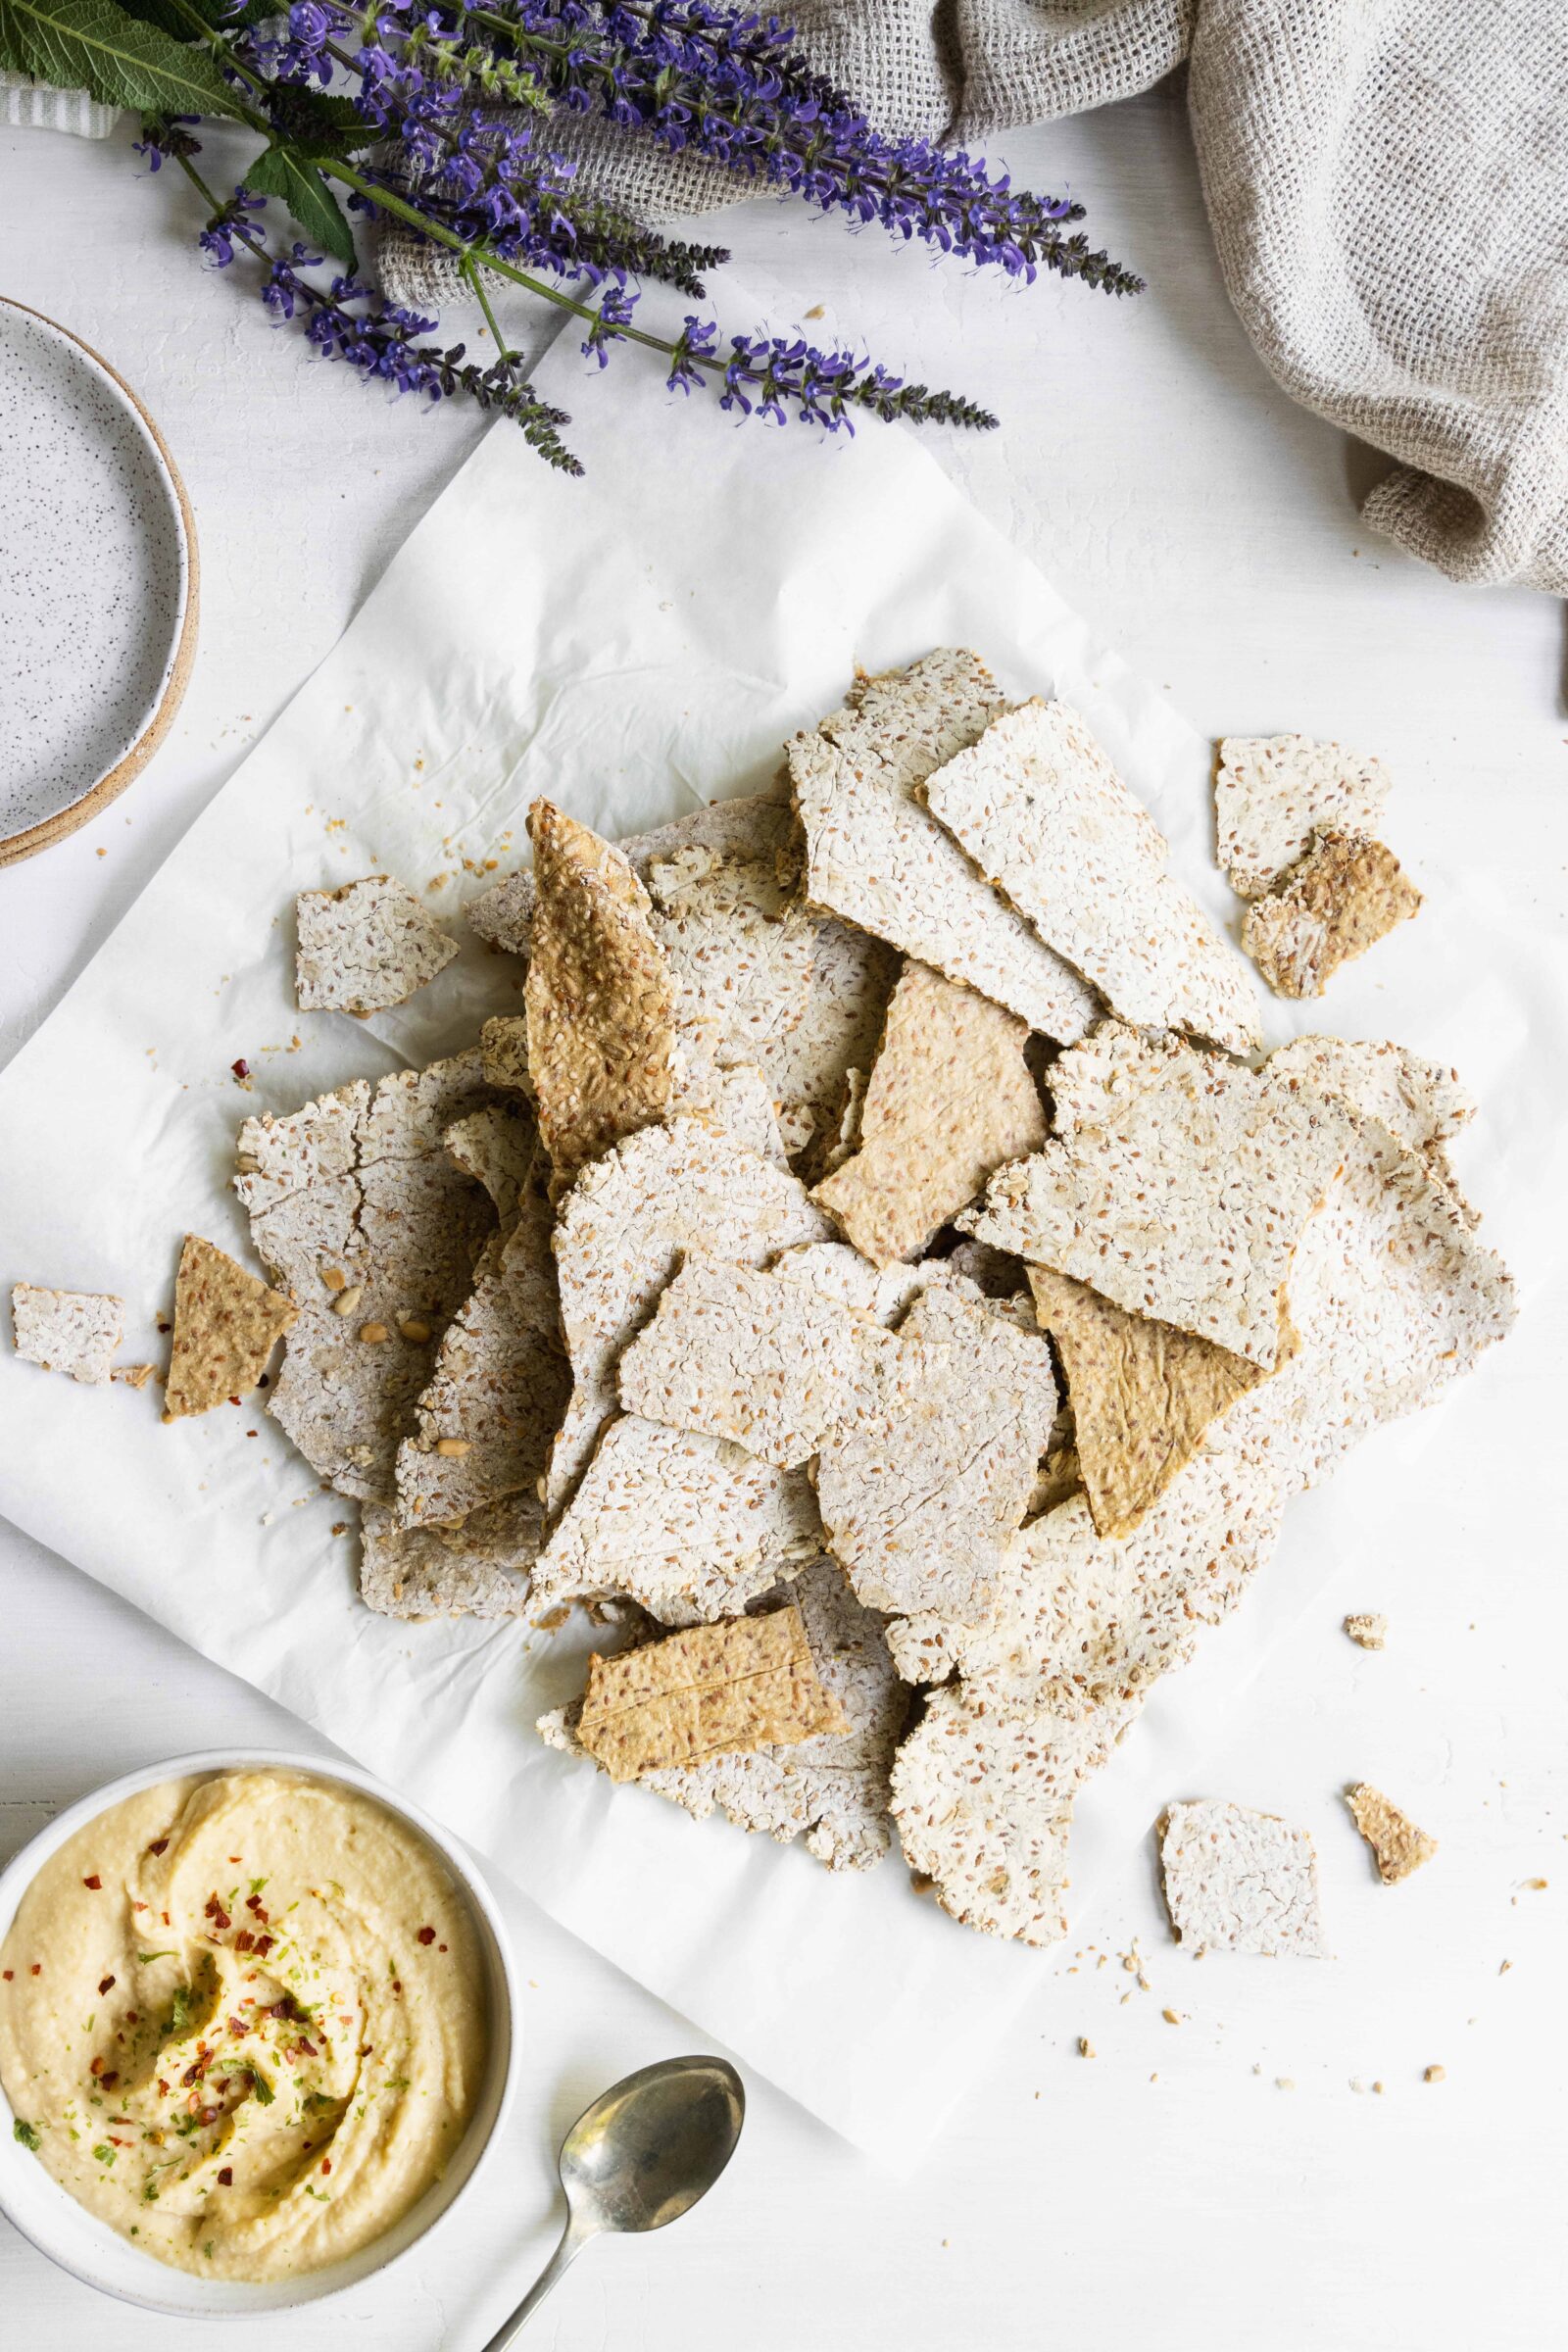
[481,2055,745,2349]
[560,2055,746,2235]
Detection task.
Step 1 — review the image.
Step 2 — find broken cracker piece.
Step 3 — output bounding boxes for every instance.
[891,1687,1137,1946]
[1243,829,1422,999]
[813,960,1047,1267]
[530,1413,821,1624]
[924,699,1258,1053]
[965,1028,1357,1368]
[163,1235,297,1420]
[1160,1798,1326,1956]
[815,1279,1059,1626]
[235,1052,498,1497]
[1267,1034,1477,1220]
[789,650,1099,1043]
[618,1251,870,1469]
[295,873,458,1014]
[540,1558,908,1868]
[574,1602,847,1783]
[545,1117,832,1517]
[1347,1784,1438,1883]
[11,1284,123,1385]
[1026,1265,1264,1540]
[1215,734,1393,900]
[1344,1612,1388,1651]
[442,1100,536,1229]
[360,1490,543,1619]
[524,801,679,1188]
[479,1014,531,1096]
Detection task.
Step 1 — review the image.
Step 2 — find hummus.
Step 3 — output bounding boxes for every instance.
[0,1769,487,2280]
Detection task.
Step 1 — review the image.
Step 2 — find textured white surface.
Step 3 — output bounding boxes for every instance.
[1,90,1565,2351]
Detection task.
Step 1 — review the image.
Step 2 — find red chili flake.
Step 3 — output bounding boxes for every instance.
[82,1875,102,1891]
[437,1944,447,1954]
[157,1320,172,1334]
[253,1935,274,1957]
[90,2057,105,2077]
[148,1838,170,1857]
[132,1901,148,1913]
[416,1926,436,1946]
[204,1894,232,1931]
[217,2078,230,2094]
[244,1893,269,1921]
[228,1395,240,1406]
[101,2074,120,2091]
[108,2136,128,2147]
[157,2080,171,2097]
[2,1970,11,1981]
[162,1913,172,1927]
[227,2016,248,2036]
[227,1858,242,1866]
[29,1964,41,1977]
[217,2167,233,2187]
[231,1058,250,1080]
[320,2158,331,2176]
[246,1429,258,1438]
[391,1981,402,1997]
[124,2012,139,2025]
[234,1931,253,1953]
[98,1975,116,1994]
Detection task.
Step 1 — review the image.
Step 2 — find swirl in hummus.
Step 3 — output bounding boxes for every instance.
[0,1769,487,2280]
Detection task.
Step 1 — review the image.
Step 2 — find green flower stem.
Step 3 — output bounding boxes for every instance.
[463,255,515,361]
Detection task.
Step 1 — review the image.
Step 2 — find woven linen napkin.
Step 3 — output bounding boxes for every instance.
[381,0,1568,596]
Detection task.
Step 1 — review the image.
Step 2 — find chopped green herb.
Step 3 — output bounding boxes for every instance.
[13,2120,41,2152]
[92,2143,116,2167]
[203,2240,215,2260]
[167,1984,196,2038]
[304,2185,329,2202]
[138,1950,177,1964]
[248,2068,275,2108]
[249,1877,269,1895]
[383,2077,411,2092]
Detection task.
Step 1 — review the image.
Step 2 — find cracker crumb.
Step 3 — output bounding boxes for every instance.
[1424,2065,1446,2083]
[1344,1612,1388,1650]
[1078,2037,1095,2058]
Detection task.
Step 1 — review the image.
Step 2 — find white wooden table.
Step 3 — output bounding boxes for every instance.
[3,81,1565,2351]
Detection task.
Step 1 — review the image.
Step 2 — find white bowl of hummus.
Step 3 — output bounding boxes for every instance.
[0,1749,517,2316]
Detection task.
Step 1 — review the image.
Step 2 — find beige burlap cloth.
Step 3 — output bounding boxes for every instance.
[382,1,1568,595]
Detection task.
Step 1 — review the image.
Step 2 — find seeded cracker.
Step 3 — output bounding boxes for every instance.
[360,1490,544,1620]
[963,1031,1358,1368]
[1345,1612,1388,1650]
[479,1014,531,1095]
[441,1100,536,1229]
[891,1687,1138,1945]
[544,1117,834,1515]
[618,1252,871,1468]
[814,1280,1059,1626]
[1026,1265,1264,1540]
[163,1234,298,1419]
[1160,1798,1327,1955]
[539,1558,908,1867]
[524,801,680,1190]
[811,961,1047,1266]
[531,1414,822,1624]
[11,1284,123,1385]
[295,873,458,1013]
[884,1446,1285,1706]
[570,1604,847,1782]
[1266,1035,1475,1214]
[1347,1784,1439,1883]
[923,699,1259,1052]
[235,1052,498,1498]
[789,650,1100,1042]
[466,789,795,957]
[1243,829,1422,998]
[1215,734,1393,899]
[394,1168,569,1529]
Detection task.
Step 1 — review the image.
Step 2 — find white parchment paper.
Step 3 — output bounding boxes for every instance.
[0,308,1561,2170]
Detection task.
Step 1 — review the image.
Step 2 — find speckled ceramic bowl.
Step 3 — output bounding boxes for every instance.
[0,1750,518,2318]
[0,299,198,865]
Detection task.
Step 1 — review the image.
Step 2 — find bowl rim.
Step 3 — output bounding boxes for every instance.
[0,296,200,869]
[0,1745,520,2318]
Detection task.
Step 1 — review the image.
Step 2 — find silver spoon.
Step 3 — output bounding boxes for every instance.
[479,2054,746,2349]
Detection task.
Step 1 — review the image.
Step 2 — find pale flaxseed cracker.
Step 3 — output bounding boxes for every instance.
[295,873,458,1013]
[360,1489,544,1620]
[1160,1798,1327,1955]
[11,1283,123,1385]
[963,1032,1359,1369]
[544,1116,834,1517]
[789,650,1100,1043]
[923,699,1259,1053]
[1215,734,1393,900]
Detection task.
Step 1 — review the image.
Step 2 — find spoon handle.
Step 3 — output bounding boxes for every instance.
[479,2217,593,2352]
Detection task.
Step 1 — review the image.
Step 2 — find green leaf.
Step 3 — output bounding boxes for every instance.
[243,142,357,269]
[13,2120,42,2153]
[0,0,245,119]
[119,0,272,32]
[267,87,373,153]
